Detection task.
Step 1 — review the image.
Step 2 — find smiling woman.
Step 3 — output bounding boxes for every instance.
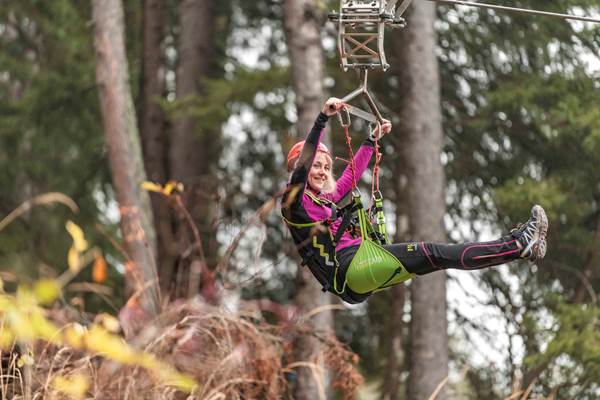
[281,98,548,304]
[286,140,334,192]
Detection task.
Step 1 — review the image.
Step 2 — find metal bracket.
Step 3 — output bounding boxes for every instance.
[392,0,413,18]
[339,69,383,124]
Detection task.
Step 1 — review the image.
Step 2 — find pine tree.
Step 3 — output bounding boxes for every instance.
[91,0,160,318]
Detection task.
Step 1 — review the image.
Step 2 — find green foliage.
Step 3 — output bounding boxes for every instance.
[0,1,117,293]
[433,0,600,394]
[524,300,600,397]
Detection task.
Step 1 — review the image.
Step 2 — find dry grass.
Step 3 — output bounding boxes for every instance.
[0,192,363,399]
[1,299,363,399]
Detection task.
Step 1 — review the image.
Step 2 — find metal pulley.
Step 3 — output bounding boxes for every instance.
[328,0,412,72]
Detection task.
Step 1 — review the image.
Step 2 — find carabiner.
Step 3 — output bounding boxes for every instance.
[370,120,383,141]
[337,105,351,128]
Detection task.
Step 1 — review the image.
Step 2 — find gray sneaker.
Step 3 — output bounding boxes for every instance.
[513,205,548,261]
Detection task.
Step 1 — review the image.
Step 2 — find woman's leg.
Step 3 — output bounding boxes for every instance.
[383,235,520,275]
[383,205,548,276]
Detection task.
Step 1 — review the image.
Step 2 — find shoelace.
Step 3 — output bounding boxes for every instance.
[519,216,540,256]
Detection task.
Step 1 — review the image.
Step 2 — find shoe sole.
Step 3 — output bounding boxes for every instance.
[531,205,548,260]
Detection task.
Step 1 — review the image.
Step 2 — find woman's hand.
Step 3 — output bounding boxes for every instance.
[370,119,392,140]
[322,97,344,117]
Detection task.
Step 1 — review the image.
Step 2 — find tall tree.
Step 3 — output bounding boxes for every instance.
[392,3,449,400]
[381,154,411,399]
[169,0,221,300]
[282,0,333,398]
[138,0,173,292]
[92,0,160,317]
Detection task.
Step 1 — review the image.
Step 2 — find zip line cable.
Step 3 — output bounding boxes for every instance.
[422,0,600,24]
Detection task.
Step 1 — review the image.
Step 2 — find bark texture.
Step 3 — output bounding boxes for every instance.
[382,160,410,400]
[392,3,449,400]
[139,0,173,292]
[283,0,327,146]
[92,0,160,317]
[283,1,333,398]
[169,0,220,300]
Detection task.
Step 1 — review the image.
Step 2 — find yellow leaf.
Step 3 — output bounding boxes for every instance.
[34,279,61,305]
[64,323,86,349]
[15,286,37,308]
[92,254,107,283]
[30,310,61,342]
[0,277,3,292]
[17,353,34,368]
[85,326,137,364]
[0,330,15,349]
[53,374,89,400]
[65,221,88,252]
[163,180,184,195]
[67,246,81,273]
[138,353,198,393]
[141,181,164,193]
[95,313,120,333]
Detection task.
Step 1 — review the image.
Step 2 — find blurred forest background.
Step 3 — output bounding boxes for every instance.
[1,0,599,399]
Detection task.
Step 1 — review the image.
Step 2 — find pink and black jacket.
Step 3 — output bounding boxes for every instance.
[281,112,374,302]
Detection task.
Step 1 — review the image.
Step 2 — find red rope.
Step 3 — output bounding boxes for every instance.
[343,123,358,190]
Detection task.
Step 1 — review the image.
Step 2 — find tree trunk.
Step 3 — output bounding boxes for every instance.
[169,0,220,301]
[283,1,332,399]
[283,0,327,146]
[383,285,407,400]
[139,0,174,294]
[392,3,449,400]
[382,156,411,400]
[92,0,160,317]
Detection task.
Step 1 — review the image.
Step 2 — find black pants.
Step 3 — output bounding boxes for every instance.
[337,233,522,276]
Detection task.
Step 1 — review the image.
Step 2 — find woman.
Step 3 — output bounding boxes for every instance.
[282,98,548,304]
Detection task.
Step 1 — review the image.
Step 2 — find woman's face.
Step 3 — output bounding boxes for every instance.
[308,152,332,192]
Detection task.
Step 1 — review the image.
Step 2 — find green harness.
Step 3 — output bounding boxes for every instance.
[284,189,415,296]
[344,190,415,294]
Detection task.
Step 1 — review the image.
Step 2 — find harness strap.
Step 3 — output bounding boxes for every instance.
[281,216,324,229]
[334,202,358,244]
[372,190,390,244]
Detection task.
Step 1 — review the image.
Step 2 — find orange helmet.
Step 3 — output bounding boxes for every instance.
[286,141,331,171]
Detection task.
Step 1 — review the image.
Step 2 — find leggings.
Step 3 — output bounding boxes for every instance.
[337,234,522,276]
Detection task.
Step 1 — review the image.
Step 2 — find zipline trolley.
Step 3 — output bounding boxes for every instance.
[328,0,413,124]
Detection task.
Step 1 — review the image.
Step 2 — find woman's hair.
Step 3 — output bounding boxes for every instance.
[286,140,336,193]
[319,153,336,194]
[288,153,336,194]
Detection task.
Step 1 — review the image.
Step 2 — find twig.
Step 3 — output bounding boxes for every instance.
[283,362,327,400]
[171,195,207,298]
[427,366,469,400]
[215,193,281,276]
[297,304,346,326]
[0,193,78,232]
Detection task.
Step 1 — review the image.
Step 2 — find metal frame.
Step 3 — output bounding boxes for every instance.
[329,0,407,72]
[328,1,412,124]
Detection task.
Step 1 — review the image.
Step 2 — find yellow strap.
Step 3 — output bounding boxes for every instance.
[306,190,335,207]
[282,215,324,228]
